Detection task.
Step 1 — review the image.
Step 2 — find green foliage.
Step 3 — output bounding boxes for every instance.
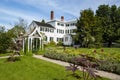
[44,50,75,62]
[66,54,102,80]
[57,41,63,46]
[76,4,120,48]
[7,56,21,62]
[47,41,56,47]
[41,19,45,23]
[44,47,120,75]
[98,60,120,75]
[76,8,103,48]
[96,5,120,47]
[0,26,5,32]
[6,51,21,62]
[0,32,13,53]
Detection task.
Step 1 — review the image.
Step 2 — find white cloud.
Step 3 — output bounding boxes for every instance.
[0,0,119,29]
[0,8,40,21]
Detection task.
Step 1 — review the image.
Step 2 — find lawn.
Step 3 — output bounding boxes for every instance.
[0,56,109,80]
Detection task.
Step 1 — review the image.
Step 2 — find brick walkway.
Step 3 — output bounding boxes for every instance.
[33,54,120,80]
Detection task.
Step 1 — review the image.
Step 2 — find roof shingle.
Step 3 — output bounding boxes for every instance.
[33,21,54,28]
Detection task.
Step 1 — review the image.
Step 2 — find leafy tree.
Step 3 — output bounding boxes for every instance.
[0,26,5,33]
[76,9,102,48]
[0,32,13,53]
[8,18,27,38]
[41,19,45,23]
[96,5,120,47]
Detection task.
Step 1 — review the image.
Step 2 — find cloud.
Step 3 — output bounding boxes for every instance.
[0,0,119,29]
[0,8,41,21]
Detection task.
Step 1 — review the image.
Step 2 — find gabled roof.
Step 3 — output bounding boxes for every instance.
[33,21,54,28]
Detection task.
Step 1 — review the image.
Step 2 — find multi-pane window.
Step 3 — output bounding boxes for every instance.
[57,23,60,25]
[50,37,53,41]
[57,38,63,42]
[65,37,68,41]
[61,24,64,26]
[57,22,64,26]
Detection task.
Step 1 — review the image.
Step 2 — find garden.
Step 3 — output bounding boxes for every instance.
[43,47,120,75]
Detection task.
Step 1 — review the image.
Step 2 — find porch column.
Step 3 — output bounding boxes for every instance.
[36,38,37,50]
[41,39,43,50]
[31,38,33,51]
[22,38,24,51]
[28,37,29,52]
[39,38,41,50]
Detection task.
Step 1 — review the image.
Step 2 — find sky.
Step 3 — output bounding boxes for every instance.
[0,0,120,29]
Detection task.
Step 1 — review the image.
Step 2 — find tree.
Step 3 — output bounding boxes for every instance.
[0,26,5,33]
[41,19,45,23]
[75,9,102,48]
[8,18,27,38]
[96,5,120,47]
[0,32,13,53]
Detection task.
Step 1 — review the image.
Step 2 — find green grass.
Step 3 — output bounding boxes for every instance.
[0,56,109,80]
[0,53,12,57]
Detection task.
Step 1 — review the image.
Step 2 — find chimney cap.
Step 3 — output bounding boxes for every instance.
[61,16,64,21]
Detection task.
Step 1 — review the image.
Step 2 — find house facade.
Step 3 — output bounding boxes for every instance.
[28,11,77,45]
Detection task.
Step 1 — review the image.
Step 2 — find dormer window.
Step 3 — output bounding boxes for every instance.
[57,23,60,25]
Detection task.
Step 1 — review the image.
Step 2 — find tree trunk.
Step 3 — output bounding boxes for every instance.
[108,41,112,47]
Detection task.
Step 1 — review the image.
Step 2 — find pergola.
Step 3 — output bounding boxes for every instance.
[23,27,44,53]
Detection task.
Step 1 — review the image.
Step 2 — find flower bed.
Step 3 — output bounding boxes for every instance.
[43,48,120,75]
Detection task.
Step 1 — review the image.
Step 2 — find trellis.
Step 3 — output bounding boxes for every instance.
[23,27,44,53]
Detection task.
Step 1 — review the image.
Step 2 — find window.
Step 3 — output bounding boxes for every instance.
[50,37,53,41]
[68,30,69,34]
[63,30,64,34]
[61,24,64,26]
[73,23,75,26]
[40,27,42,31]
[50,29,54,33]
[57,38,63,42]
[67,24,69,26]
[45,28,47,32]
[57,23,60,25]
[70,29,73,33]
[65,37,68,41]
[43,28,45,32]
[45,36,47,41]
[48,28,50,32]
[65,30,67,34]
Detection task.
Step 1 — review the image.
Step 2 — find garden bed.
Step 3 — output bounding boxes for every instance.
[43,47,120,75]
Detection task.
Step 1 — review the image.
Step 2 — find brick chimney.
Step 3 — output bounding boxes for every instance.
[61,16,64,21]
[50,11,54,20]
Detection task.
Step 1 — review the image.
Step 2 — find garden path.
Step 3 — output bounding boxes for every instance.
[33,54,120,80]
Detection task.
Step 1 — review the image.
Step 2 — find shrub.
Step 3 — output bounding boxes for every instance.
[43,49,120,75]
[57,41,63,46]
[43,50,76,63]
[47,41,56,47]
[98,60,120,75]
[65,54,101,80]
[0,32,12,53]
[7,56,21,62]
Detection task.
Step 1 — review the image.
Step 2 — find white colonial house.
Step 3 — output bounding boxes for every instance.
[28,11,77,46]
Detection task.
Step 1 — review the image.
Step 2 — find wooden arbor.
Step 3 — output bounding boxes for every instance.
[23,27,44,53]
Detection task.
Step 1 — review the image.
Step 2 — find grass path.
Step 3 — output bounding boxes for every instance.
[33,54,120,80]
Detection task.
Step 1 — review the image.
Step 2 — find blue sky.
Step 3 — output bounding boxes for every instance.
[0,0,120,29]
